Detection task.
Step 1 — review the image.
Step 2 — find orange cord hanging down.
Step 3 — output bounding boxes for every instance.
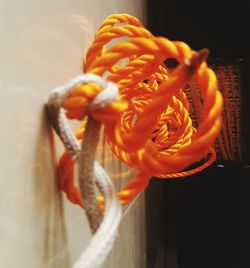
[57,14,223,208]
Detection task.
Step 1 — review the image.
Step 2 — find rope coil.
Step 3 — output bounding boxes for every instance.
[55,14,223,208]
[47,13,223,268]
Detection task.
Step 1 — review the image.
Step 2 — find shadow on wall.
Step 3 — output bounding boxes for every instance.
[35,107,70,268]
[11,106,71,268]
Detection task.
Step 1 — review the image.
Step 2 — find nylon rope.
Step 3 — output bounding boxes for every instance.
[47,13,223,268]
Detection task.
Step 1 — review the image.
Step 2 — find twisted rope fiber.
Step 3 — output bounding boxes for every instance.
[58,14,223,209]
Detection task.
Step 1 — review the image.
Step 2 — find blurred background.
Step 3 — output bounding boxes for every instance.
[146,1,250,267]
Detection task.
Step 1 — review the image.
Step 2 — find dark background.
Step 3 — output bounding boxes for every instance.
[145,1,250,267]
[146,0,250,59]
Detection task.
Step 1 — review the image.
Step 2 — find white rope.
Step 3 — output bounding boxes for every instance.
[79,116,103,233]
[47,74,122,268]
[73,162,122,268]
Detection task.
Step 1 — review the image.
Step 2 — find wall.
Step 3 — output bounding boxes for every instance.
[0,1,145,267]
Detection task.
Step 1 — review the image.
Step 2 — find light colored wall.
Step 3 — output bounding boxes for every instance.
[0,1,145,267]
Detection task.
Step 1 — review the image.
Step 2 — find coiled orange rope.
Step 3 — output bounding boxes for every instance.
[57,14,223,208]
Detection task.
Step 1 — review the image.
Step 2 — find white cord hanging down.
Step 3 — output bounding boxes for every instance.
[47,74,122,268]
[73,162,122,268]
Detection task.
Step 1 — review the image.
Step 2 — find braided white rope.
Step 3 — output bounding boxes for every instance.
[73,162,122,268]
[47,74,122,268]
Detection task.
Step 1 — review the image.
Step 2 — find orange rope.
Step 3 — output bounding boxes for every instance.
[57,14,223,208]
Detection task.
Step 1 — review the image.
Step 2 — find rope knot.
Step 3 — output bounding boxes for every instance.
[89,78,119,110]
[49,73,127,124]
[48,73,119,111]
[47,74,120,160]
